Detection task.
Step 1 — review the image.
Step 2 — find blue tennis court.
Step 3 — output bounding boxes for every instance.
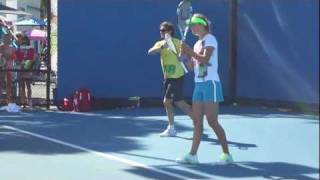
[0,106,318,180]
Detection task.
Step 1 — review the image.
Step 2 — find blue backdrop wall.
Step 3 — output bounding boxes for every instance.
[57,0,230,99]
[57,0,319,105]
[237,0,319,104]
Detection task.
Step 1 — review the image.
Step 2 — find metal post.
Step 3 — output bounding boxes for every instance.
[46,0,51,109]
[228,0,238,103]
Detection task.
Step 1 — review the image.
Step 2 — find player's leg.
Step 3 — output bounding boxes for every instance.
[204,102,233,163]
[176,83,204,164]
[190,102,204,155]
[163,97,175,125]
[204,103,229,153]
[160,79,176,137]
[204,81,233,163]
[188,81,204,155]
[175,100,192,118]
[173,76,193,118]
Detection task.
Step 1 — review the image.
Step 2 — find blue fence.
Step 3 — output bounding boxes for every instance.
[58,0,319,105]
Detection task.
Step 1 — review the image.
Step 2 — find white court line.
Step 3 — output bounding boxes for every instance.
[1,125,211,180]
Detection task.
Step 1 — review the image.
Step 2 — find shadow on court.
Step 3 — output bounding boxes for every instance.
[0,106,317,155]
[0,106,318,180]
[176,133,258,150]
[0,108,191,154]
[127,161,319,180]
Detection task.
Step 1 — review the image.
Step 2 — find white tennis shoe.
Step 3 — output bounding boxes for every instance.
[160,127,177,137]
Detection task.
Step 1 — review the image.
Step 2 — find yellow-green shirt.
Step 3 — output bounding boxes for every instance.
[152,38,184,79]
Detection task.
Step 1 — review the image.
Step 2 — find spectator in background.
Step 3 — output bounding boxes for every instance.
[0,36,6,95]
[14,33,23,49]
[0,34,20,112]
[15,35,37,108]
[40,41,48,66]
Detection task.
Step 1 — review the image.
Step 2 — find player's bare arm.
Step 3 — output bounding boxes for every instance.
[148,42,166,55]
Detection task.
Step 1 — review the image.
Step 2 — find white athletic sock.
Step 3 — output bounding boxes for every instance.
[168,124,175,130]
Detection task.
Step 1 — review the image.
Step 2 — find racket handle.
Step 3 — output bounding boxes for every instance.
[180,54,189,63]
[180,61,188,73]
[179,54,189,73]
[179,40,188,73]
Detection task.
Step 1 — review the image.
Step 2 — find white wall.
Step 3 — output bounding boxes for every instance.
[18,0,40,18]
[3,0,18,22]
[0,0,41,20]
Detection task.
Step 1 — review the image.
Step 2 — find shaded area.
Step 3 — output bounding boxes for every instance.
[0,106,318,180]
[176,133,257,150]
[118,152,319,179]
[0,106,317,155]
[125,166,206,180]
[0,128,77,154]
[144,162,319,180]
[0,108,190,154]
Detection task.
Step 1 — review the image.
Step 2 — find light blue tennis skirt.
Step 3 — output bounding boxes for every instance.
[192,80,224,103]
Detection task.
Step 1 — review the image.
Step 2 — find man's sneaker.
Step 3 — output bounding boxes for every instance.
[160,128,177,137]
[219,153,233,164]
[176,153,199,164]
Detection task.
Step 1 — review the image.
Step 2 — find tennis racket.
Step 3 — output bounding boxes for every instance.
[177,0,193,73]
[164,33,178,54]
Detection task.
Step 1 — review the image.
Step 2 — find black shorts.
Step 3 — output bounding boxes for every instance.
[163,76,184,101]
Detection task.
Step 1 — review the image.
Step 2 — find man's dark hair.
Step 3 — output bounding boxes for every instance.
[160,21,175,36]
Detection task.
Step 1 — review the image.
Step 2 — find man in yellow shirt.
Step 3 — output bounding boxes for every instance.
[148,21,193,137]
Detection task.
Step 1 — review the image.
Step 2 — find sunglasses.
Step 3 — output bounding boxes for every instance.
[160,29,168,32]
